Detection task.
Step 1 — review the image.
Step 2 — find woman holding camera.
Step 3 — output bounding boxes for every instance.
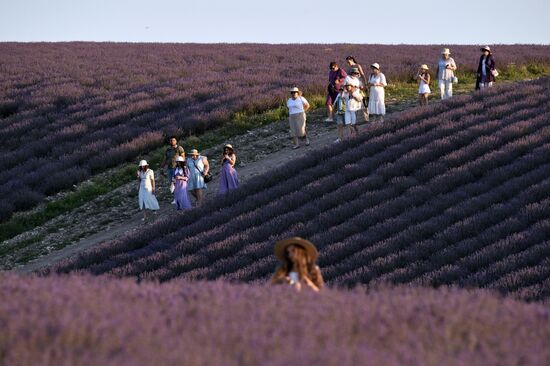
[219,144,239,194]
[436,48,457,100]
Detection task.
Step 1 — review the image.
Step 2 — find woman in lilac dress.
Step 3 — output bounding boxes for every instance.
[219,144,239,194]
[173,156,192,210]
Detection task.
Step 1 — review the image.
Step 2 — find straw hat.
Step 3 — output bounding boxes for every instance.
[189,149,199,156]
[175,156,185,162]
[223,144,234,151]
[274,237,318,262]
[480,46,491,52]
[420,64,429,70]
[370,63,380,70]
[289,87,300,93]
[138,160,148,167]
[441,48,451,55]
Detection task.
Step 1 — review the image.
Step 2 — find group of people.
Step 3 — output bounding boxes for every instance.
[286,46,499,144]
[136,136,239,220]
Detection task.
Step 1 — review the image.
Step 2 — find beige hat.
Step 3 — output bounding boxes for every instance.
[138,160,148,167]
[441,48,451,55]
[480,46,491,52]
[289,87,300,93]
[189,149,199,156]
[420,64,429,70]
[370,63,380,70]
[224,144,234,151]
[274,237,319,262]
[175,156,185,162]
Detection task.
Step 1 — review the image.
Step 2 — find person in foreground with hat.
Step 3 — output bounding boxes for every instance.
[173,156,192,210]
[272,237,324,292]
[136,160,160,220]
[286,87,311,149]
[415,64,431,106]
[325,62,347,122]
[219,144,239,194]
[476,46,497,90]
[186,149,210,206]
[367,63,387,122]
[436,48,457,100]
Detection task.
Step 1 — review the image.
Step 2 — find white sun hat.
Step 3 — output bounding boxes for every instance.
[175,156,185,162]
[138,160,148,167]
[441,48,451,54]
[370,63,380,70]
[289,87,300,93]
[420,64,429,70]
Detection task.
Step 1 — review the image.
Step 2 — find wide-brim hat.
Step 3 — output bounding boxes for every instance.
[175,156,185,162]
[350,67,360,74]
[480,46,491,52]
[189,149,199,156]
[420,64,429,70]
[274,237,318,262]
[289,87,300,93]
[223,144,234,151]
[441,48,451,55]
[138,160,148,167]
[370,63,380,70]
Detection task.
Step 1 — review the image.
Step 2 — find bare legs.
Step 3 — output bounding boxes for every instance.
[190,189,204,206]
[419,93,429,106]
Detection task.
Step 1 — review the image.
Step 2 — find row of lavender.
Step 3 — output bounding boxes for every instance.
[1,43,550,221]
[47,77,550,301]
[2,274,549,366]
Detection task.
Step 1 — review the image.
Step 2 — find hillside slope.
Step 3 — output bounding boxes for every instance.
[47,77,550,301]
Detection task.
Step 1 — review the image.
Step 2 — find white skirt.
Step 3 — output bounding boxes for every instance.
[368,86,385,115]
[419,83,431,94]
[139,188,160,210]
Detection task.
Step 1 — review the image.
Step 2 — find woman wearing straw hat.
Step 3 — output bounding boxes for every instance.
[415,64,431,106]
[173,156,192,210]
[271,237,324,292]
[436,48,457,100]
[186,149,210,206]
[476,46,497,90]
[219,144,239,194]
[286,87,311,149]
[367,63,387,122]
[136,160,159,220]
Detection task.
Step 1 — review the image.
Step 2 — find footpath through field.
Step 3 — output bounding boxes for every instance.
[14,99,419,273]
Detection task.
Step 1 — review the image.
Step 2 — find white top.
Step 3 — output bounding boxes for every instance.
[344,75,362,88]
[344,90,363,111]
[139,169,155,191]
[286,96,308,115]
[437,57,456,81]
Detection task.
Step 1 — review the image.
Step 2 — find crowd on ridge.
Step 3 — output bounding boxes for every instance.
[134,46,499,291]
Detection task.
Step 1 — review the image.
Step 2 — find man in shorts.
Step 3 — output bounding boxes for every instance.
[325,62,347,122]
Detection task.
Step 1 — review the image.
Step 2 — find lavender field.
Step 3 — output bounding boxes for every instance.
[45,77,550,301]
[1,274,548,366]
[1,43,550,221]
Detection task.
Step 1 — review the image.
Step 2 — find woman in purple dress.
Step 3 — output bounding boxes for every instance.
[219,144,239,194]
[173,156,192,210]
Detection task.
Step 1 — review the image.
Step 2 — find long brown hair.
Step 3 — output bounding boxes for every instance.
[271,245,323,288]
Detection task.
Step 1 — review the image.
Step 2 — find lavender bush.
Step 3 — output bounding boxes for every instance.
[1,274,549,366]
[1,43,549,220]
[43,77,550,301]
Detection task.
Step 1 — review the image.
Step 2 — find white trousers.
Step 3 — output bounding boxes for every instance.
[344,110,357,125]
[479,82,493,89]
[439,79,453,100]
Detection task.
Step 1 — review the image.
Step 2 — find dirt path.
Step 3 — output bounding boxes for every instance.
[13,100,418,273]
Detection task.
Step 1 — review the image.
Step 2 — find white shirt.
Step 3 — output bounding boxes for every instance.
[344,90,363,111]
[287,96,308,115]
[344,75,362,88]
[438,58,456,81]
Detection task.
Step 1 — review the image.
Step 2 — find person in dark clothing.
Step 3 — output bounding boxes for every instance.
[476,46,497,90]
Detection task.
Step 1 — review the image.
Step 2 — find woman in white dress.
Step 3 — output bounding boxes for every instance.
[137,159,159,220]
[368,63,387,122]
[416,64,431,106]
[436,48,457,100]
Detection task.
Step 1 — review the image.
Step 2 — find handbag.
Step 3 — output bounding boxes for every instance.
[491,69,499,77]
[192,159,212,183]
[452,76,458,84]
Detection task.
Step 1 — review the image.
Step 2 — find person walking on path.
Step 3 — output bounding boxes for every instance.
[332,86,349,142]
[173,156,192,210]
[219,144,239,194]
[416,64,431,106]
[271,237,324,292]
[286,87,311,149]
[476,46,497,90]
[325,62,347,122]
[186,149,210,206]
[160,136,185,203]
[436,48,457,100]
[137,160,159,220]
[341,81,363,139]
[367,63,387,122]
